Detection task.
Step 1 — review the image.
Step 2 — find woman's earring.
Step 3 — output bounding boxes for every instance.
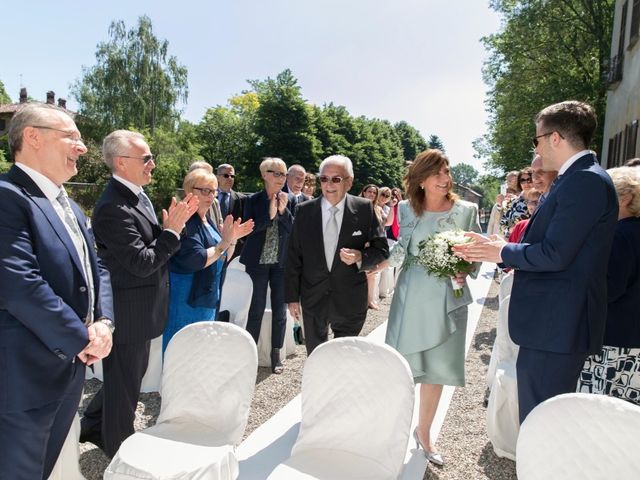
[420,185,424,190]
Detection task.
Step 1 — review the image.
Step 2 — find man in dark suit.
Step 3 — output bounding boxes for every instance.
[285,155,389,354]
[216,163,246,257]
[80,130,197,457]
[283,164,311,213]
[0,103,114,479]
[454,101,618,423]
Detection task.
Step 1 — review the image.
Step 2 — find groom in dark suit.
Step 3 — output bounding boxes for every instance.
[0,103,114,479]
[80,130,197,456]
[454,101,618,423]
[286,155,389,354]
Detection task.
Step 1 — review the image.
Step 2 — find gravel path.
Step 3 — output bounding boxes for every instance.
[78,278,517,480]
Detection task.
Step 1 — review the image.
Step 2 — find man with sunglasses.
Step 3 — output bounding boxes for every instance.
[285,155,389,354]
[216,163,246,257]
[454,101,618,424]
[80,130,198,457]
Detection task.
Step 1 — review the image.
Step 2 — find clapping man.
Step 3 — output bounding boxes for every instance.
[454,101,618,423]
[285,155,389,354]
[80,130,198,457]
[216,163,246,257]
[0,103,114,479]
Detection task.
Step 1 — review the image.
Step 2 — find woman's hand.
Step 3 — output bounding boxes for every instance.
[277,192,288,215]
[221,215,254,244]
[269,193,278,220]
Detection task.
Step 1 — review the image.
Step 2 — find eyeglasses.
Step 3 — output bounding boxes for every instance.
[219,173,235,179]
[380,192,391,198]
[120,154,155,165]
[267,170,286,178]
[520,177,533,183]
[319,175,345,184]
[32,125,84,144]
[532,131,565,147]
[193,187,216,196]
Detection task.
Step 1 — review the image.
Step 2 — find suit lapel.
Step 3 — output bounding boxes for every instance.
[308,199,329,271]
[111,178,158,227]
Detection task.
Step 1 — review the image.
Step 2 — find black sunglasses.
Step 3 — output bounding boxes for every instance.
[532,131,564,147]
[219,173,235,179]
[120,154,155,165]
[520,177,533,183]
[319,175,345,184]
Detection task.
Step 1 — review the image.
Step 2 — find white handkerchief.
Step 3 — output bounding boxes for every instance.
[352,230,362,236]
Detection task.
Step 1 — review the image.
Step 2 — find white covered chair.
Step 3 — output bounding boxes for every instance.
[227,256,245,271]
[104,322,258,480]
[486,293,518,390]
[516,393,640,479]
[486,363,519,460]
[140,335,163,393]
[48,414,85,480]
[219,268,253,329]
[267,337,415,479]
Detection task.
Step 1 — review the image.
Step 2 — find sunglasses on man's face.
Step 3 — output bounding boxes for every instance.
[319,175,345,184]
[219,173,235,179]
[120,154,155,165]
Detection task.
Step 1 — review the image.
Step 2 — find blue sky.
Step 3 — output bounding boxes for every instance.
[2,1,500,173]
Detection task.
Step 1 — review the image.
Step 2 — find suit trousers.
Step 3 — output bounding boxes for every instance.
[0,361,84,480]
[81,340,151,457]
[303,309,366,356]
[245,264,287,349]
[516,346,587,424]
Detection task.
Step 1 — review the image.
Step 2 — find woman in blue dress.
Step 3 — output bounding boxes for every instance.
[163,169,253,352]
[379,149,480,466]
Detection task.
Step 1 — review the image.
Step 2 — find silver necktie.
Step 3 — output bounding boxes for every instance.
[324,206,339,271]
[138,191,157,223]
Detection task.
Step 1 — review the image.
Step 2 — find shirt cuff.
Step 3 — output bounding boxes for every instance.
[164,228,180,239]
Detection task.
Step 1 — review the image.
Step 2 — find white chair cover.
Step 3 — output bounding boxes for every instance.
[257,309,297,367]
[48,414,85,480]
[498,270,514,304]
[227,256,245,271]
[267,337,415,479]
[140,335,163,393]
[378,266,395,298]
[516,393,640,479]
[486,294,518,389]
[104,322,258,480]
[486,363,519,460]
[220,269,253,329]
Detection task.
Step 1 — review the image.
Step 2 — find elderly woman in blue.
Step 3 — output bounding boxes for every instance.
[163,169,253,352]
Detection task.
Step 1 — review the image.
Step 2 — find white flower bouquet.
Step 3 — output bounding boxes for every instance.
[416,230,474,298]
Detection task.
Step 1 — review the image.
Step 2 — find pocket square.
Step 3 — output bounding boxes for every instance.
[352,230,362,236]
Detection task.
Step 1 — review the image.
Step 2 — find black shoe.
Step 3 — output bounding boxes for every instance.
[271,348,283,374]
[79,428,105,451]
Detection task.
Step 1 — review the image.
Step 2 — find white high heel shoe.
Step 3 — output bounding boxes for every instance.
[413,428,444,466]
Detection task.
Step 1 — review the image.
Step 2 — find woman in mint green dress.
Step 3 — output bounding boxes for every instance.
[381,149,480,466]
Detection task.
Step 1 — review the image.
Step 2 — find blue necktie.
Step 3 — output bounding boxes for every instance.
[219,191,230,217]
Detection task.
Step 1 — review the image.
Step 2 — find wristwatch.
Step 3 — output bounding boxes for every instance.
[96,317,115,334]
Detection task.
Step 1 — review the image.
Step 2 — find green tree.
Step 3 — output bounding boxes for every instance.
[72,15,188,140]
[451,162,479,186]
[428,134,445,152]
[0,79,11,104]
[479,0,614,172]
[393,121,428,161]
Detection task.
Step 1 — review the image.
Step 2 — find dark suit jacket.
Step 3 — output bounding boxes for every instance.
[285,194,389,320]
[92,178,180,344]
[603,217,640,347]
[219,189,246,257]
[501,153,618,354]
[240,190,294,268]
[0,165,113,413]
[287,191,311,214]
[170,213,223,309]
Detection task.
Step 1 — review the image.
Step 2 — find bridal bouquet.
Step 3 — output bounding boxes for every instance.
[416,230,474,297]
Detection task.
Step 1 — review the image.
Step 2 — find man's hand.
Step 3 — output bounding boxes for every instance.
[339,248,362,266]
[288,302,301,320]
[452,231,506,264]
[162,193,199,232]
[78,322,113,365]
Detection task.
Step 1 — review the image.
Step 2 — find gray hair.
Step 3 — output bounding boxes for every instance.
[216,163,235,174]
[288,164,306,174]
[608,166,640,217]
[319,155,354,178]
[188,161,213,173]
[8,103,71,156]
[102,130,145,170]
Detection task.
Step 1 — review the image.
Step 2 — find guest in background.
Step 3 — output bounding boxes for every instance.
[367,186,395,309]
[499,167,532,238]
[360,184,379,203]
[162,169,253,352]
[508,189,542,243]
[380,149,481,466]
[578,166,640,405]
[388,187,403,240]
[216,163,246,258]
[302,172,317,198]
[531,154,558,207]
[188,161,223,229]
[241,158,294,374]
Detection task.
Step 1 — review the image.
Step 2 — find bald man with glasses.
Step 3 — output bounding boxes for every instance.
[285,155,389,354]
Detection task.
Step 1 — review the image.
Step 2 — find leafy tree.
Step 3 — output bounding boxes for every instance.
[0,79,11,104]
[428,134,445,152]
[394,121,428,161]
[72,15,188,140]
[451,163,479,187]
[479,0,614,172]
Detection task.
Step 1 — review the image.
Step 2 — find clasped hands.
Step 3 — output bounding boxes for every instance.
[269,192,289,219]
[78,321,113,366]
[452,231,506,264]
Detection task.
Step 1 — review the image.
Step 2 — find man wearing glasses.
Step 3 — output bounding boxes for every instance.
[80,130,198,457]
[285,155,389,354]
[216,163,246,257]
[454,101,618,424]
[0,103,114,478]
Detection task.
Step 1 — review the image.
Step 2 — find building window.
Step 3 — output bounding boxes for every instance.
[630,0,640,47]
[627,120,638,159]
[610,1,629,86]
[0,119,5,131]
